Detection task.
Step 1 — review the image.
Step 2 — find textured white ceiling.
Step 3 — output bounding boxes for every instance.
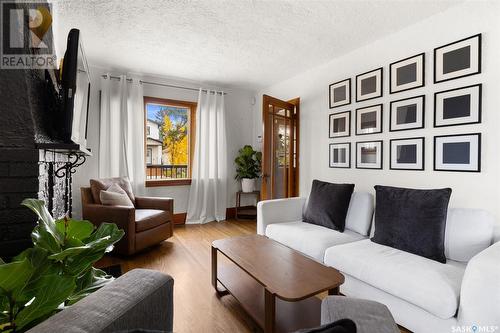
[52,0,459,89]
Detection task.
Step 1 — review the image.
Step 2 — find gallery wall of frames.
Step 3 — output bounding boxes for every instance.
[328,33,482,173]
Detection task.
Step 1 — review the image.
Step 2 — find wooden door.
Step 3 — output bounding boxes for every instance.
[262,95,299,200]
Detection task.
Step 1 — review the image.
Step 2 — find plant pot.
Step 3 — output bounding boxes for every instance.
[241,178,256,193]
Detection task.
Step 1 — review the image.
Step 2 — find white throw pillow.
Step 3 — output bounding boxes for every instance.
[100,183,134,207]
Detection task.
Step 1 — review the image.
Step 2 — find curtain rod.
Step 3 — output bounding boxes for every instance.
[101,74,227,95]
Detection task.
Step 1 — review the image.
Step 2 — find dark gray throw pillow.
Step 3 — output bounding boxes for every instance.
[303,180,355,232]
[371,185,452,263]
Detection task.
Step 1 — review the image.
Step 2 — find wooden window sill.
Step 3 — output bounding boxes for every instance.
[145,179,192,187]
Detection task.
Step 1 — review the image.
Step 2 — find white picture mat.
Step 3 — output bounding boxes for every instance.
[357,105,382,134]
[390,54,424,92]
[329,112,350,137]
[390,96,424,130]
[435,135,480,171]
[435,36,480,82]
[330,143,350,167]
[330,80,350,108]
[435,85,480,126]
[356,69,382,101]
[390,138,424,169]
[357,142,382,168]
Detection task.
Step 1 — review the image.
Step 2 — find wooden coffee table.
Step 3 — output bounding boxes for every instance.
[211,235,344,333]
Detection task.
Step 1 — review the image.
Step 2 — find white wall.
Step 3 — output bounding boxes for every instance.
[255,1,500,219]
[72,67,256,218]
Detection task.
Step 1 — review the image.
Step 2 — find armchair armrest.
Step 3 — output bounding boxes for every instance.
[135,196,174,213]
[458,241,500,327]
[27,269,174,333]
[257,197,307,235]
[82,204,136,254]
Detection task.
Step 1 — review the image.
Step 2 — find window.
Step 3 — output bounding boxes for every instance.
[144,97,196,186]
[146,148,152,165]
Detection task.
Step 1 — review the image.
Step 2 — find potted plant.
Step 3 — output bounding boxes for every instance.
[0,199,124,332]
[234,145,262,193]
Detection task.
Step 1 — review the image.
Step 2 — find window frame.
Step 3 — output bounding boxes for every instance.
[143,96,197,187]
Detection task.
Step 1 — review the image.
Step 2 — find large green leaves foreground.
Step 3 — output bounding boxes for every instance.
[0,199,124,332]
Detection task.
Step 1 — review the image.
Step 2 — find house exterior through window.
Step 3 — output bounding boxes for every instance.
[144,96,196,186]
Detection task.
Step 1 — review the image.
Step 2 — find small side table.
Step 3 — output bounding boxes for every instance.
[235,191,260,220]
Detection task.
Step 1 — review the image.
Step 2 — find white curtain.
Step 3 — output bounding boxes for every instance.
[98,74,145,195]
[187,89,228,224]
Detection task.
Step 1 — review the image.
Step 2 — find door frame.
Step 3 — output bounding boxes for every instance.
[261,95,300,200]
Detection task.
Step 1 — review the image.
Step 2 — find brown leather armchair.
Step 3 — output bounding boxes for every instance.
[81,187,174,255]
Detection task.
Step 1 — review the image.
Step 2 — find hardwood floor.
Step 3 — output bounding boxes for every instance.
[98,219,411,333]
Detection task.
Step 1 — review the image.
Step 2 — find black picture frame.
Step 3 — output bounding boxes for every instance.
[329,78,351,108]
[355,104,383,136]
[329,111,351,138]
[355,140,383,169]
[434,84,482,128]
[433,133,481,172]
[434,33,481,83]
[389,137,425,171]
[356,67,383,102]
[389,95,425,132]
[329,142,351,168]
[389,53,425,94]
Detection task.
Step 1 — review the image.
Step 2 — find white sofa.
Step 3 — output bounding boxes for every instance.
[257,194,500,333]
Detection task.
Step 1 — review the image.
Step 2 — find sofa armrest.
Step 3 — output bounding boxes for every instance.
[256,197,306,235]
[458,241,500,327]
[27,269,174,333]
[135,196,174,213]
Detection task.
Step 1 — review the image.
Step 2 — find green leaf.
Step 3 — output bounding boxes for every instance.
[67,268,113,305]
[31,225,61,253]
[22,199,63,252]
[15,274,76,330]
[53,224,124,276]
[55,219,95,242]
[0,259,33,294]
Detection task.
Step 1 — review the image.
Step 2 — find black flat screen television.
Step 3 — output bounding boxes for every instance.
[59,28,91,146]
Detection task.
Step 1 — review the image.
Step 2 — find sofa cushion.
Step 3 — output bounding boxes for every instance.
[445,208,494,262]
[90,177,136,205]
[345,192,374,236]
[324,239,465,319]
[372,185,451,263]
[136,209,170,232]
[303,180,355,232]
[266,221,365,262]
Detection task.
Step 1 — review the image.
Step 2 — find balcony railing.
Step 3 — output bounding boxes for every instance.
[146,164,188,179]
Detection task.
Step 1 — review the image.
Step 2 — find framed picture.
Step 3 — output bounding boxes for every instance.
[434,133,481,172]
[434,34,481,83]
[356,68,383,102]
[356,104,383,135]
[329,143,351,168]
[329,79,351,108]
[390,53,425,94]
[356,141,383,169]
[434,84,481,127]
[389,95,425,132]
[390,137,425,171]
[329,111,350,138]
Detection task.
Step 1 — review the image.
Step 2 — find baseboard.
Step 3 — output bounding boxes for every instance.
[173,206,254,225]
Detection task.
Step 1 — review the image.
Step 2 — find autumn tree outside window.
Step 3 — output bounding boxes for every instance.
[144,97,196,186]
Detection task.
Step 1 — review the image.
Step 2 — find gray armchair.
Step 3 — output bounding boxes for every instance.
[27,269,174,333]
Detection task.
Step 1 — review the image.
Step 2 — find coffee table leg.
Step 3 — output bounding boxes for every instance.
[211,246,229,297]
[264,289,276,333]
[328,287,340,295]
